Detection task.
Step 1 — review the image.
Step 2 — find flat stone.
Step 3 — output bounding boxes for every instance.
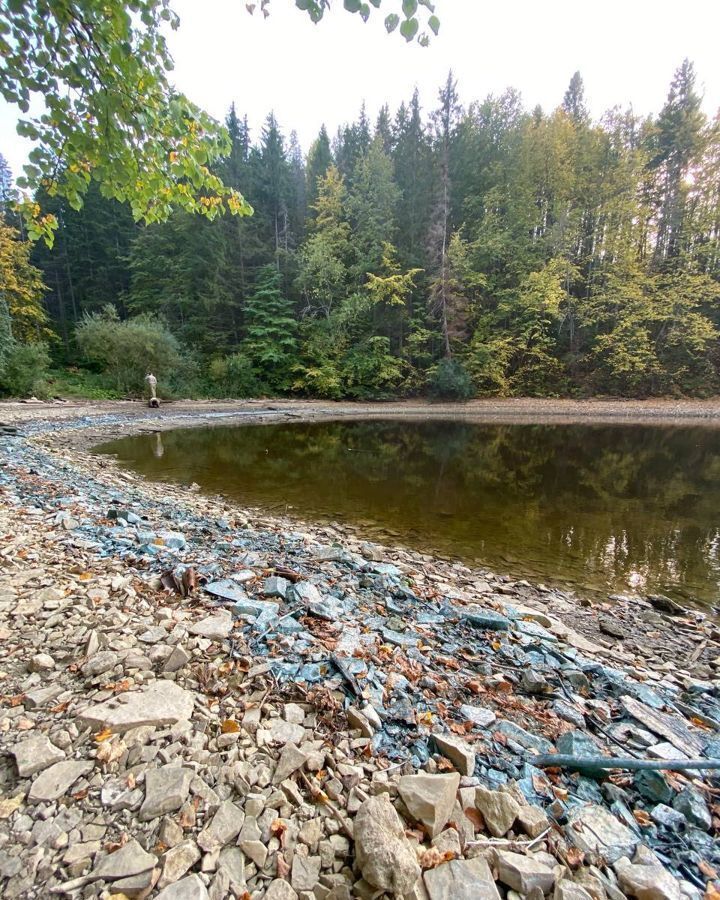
[495,850,556,894]
[354,795,421,895]
[76,680,194,733]
[158,840,202,889]
[273,743,308,784]
[240,840,267,868]
[475,786,520,837]
[398,773,460,837]
[614,856,681,900]
[565,804,639,863]
[264,880,299,900]
[291,855,321,892]
[424,857,500,900]
[463,608,511,630]
[460,704,497,728]
[197,800,244,852]
[28,652,55,672]
[24,684,63,708]
[28,760,93,802]
[92,838,157,881]
[140,766,193,821]
[264,576,290,598]
[494,720,554,754]
[620,696,704,756]
[164,645,191,673]
[156,874,210,900]
[82,651,120,677]
[553,881,595,900]
[266,719,305,746]
[12,733,65,777]
[635,770,673,806]
[434,734,476,776]
[188,612,233,641]
[650,804,686,830]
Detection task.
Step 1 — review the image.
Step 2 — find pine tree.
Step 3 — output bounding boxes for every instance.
[562,71,589,125]
[243,265,298,390]
[306,125,333,214]
[651,59,706,265]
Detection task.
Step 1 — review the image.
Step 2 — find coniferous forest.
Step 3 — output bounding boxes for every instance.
[3,61,720,400]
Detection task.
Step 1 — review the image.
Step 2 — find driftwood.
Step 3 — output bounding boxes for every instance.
[531,754,720,772]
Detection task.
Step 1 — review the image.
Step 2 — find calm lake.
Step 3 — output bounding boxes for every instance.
[96,419,720,607]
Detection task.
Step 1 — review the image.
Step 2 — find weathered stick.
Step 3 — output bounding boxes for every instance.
[532,754,720,772]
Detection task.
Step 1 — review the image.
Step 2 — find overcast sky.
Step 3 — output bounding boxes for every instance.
[1,0,719,182]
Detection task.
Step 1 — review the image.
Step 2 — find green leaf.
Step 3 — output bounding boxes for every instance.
[428,14,439,35]
[402,0,418,16]
[384,12,400,32]
[343,0,362,12]
[399,16,419,40]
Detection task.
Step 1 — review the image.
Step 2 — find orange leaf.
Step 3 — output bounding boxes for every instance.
[93,727,113,743]
[221,719,240,734]
[633,809,652,827]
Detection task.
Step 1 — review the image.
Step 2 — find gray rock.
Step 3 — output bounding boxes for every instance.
[28,652,55,672]
[553,883,595,900]
[650,804,686,830]
[673,788,711,830]
[347,707,374,738]
[156,874,210,900]
[264,576,290,598]
[398,772,460,837]
[163,645,191,673]
[82,651,119,678]
[76,680,195,733]
[552,700,586,729]
[158,840,202,889]
[635,770,673,806]
[12,733,65,777]
[475,785,520,837]
[273,743,308,784]
[264,880,299,900]
[92,838,157,881]
[424,857,501,900]
[495,850,556,894]
[28,759,93,802]
[291,855,321,892]
[354,795,421,895]
[459,704,497,728]
[188,612,233,641]
[197,800,245,852]
[565,804,639,863]
[140,766,193,821]
[494,720,554,754]
[434,734,476,776]
[266,719,305,746]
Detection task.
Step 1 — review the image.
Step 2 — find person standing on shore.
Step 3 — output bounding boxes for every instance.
[144,372,158,407]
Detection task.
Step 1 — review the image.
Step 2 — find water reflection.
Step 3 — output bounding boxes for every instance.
[96,419,720,607]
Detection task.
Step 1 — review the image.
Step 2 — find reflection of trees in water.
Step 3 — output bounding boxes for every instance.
[100,420,720,604]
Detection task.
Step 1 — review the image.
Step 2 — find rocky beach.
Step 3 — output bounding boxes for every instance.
[0,400,719,900]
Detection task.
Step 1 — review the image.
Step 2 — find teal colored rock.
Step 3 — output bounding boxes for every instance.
[464,608,511,631]
[635,769,673,806]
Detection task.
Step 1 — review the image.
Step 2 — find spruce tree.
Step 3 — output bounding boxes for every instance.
[243,264,298,390]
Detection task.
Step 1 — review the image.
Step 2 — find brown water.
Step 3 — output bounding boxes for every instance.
[95,418,720,607]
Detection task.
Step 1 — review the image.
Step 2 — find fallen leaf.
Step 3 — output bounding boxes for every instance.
[220,719,240,734]
[0,795,24,819]
[633,809,652,827]
[93,727,113,743]
[699,860,718,879]
[419,847,456,869]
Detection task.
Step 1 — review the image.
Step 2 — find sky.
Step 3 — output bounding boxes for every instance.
[1,0,719,182]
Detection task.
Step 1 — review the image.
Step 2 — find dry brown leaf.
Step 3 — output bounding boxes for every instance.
[93,727,113,743]
[220,719,240,734]
[419,847,456,869]
[633,809,652,827]
[699,860,719,879]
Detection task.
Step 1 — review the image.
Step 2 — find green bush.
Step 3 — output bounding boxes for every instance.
[75,306,183,395]
[208,353,262,398]
[428,357,474,401]
[0,341,51,397]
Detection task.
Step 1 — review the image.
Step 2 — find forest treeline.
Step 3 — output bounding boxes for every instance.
[2,60,720,399]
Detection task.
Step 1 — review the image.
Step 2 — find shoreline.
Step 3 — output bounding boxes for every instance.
[0,400,719,898]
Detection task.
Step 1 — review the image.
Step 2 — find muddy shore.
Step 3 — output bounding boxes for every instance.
[0,400,718,899]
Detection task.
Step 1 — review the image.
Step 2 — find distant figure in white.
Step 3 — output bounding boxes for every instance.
[144,372,159,408]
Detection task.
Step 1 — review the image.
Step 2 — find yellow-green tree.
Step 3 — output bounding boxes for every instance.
[0,218,50,342]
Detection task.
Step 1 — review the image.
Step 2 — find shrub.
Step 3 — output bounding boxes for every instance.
[428,357,474,401]
[0,341,51,397]
[208,354,262,398]
[75,306,183,395]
